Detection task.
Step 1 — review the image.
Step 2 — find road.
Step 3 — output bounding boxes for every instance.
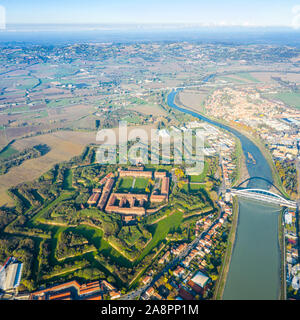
[120,149,225,300]
[120,208,223,300]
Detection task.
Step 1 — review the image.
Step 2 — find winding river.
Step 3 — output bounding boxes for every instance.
[167,89,281,300]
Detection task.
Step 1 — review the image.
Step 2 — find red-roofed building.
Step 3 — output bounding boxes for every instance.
[187,280,206,295]
[173,266,185,278]
[29,280,106,301]
[142,276,152,285]
[178,288,194,300]
[79,281,101,297]
[49,291,72,300]
[110,291,121,300]
[102,280,116,292]
[145,287,155,297]
[82,294,102,300]
[29,281,80,300]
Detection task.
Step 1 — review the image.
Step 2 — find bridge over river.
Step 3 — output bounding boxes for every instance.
[167,88,293,299]
[231,188,297,209]
[231,176,297,209]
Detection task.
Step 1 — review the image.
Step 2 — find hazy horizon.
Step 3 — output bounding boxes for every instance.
[1,0,300,28]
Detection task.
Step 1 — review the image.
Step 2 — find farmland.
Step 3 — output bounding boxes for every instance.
[266,91,300,109]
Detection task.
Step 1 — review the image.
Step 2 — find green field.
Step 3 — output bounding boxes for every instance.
[16,78,40,90]
[46,97,83,108]
[121,114,141,124]
[189,183,206,192]
[118,177,134,191]
[182,182,206,193]
[62,169,74,190]
[117,176,149,194]
[132,177,149,192]
[136,210,184,264]
[270,91,300,109]
[0,145,19,160]
[234,72,260,83]
[189,161,209,183]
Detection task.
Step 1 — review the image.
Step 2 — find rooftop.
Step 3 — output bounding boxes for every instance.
[191,271,210,288]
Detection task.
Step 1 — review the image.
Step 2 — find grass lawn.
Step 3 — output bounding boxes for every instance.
[271,91,300,109]
[234,72,260,83]
[182,182,189,193]
[189,161,209,183]
[122,114,141,124]
[119,226,145,247]
[182,182,206,193]
[118,177,134,191]
[77,208,103,218]
[31,192,75,224]
[63,225,103,250]
[189,183,206,192]
[132,177,149,193]
[136,210,183,264]
[0,145,19,160]
[62,169,74,190]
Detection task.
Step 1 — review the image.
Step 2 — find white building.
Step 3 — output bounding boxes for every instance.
[284,211,293,225]
[0,257,23,292]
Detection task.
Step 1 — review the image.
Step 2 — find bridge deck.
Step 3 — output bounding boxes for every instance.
[231,188,297,209]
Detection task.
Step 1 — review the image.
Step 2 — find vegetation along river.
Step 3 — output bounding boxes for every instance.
[167,88,281,300]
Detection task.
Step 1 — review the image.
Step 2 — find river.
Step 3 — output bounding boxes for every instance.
[167,89,281,300]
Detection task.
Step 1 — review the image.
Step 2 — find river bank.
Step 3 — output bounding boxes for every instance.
[168,88,282,300]
[278,209,286,300]
[229,124,290,198]
[214,196,239,299]
[232,137,250,187]
[213,135,249,299]
[175,92,288,197]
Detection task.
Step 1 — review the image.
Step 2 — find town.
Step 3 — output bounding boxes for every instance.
[0,38,300,301]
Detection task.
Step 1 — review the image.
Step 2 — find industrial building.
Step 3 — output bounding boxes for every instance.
[0,257,23,292]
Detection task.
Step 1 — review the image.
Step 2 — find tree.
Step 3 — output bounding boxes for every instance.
[22,279,35,291]
[107,276,115,284]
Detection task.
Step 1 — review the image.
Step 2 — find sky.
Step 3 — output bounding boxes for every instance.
[1,0,300,28]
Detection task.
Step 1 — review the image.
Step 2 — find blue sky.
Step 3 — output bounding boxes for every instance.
[0,0,300,27]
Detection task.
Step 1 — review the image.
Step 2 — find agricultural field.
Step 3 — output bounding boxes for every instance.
[0,145,19,160]
[266,91,300,109]
[0,124,156,207]
[178,89,210,113]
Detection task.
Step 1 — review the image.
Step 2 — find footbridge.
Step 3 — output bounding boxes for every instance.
[231,188,297,209]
